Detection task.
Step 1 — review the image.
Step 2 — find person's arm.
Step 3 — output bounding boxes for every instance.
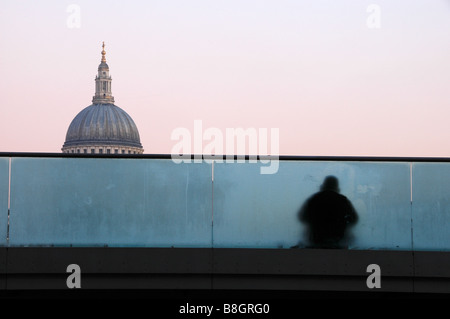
[345,200,358,225]
[298,199,311,223]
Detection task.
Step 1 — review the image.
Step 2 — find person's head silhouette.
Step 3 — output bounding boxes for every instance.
[320,175,340,193]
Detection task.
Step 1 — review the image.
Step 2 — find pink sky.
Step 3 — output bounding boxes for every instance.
[1,0,450,156]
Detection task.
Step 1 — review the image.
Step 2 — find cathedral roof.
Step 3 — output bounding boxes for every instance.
[63,103,142,148]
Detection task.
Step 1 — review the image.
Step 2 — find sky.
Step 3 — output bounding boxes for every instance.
[0,0,450,156]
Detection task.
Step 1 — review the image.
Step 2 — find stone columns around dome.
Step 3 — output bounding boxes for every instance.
[61,145,144,155]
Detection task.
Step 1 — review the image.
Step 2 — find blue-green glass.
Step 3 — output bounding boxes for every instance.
[0,158,8,246]
[412,163,450,251]
[9,158,212,247]
[213,161,412,250]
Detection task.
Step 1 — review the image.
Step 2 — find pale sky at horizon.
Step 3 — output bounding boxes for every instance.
[1,0,450,156]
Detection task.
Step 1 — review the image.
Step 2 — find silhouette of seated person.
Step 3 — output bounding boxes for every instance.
[299,176,358,249]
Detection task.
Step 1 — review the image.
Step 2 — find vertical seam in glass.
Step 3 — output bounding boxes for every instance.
[211,160,215,289]
[7,157,11,245]
[409,163,414,248]
[211,160,214,248]
[410,163,413,203]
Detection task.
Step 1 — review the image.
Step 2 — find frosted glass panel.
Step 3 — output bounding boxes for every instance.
[0,158,8,246]
[412,163,450,251]
[213,161,412,250]
[9,158,212,247]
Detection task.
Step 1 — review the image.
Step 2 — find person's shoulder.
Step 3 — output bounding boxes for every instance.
[326,191,351,203]
[322,190,341,197]
[336,192,351,202]
[310,191,327,200]
[336,192,348,199]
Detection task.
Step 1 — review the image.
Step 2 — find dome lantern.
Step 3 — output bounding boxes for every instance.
[93,41,114,104]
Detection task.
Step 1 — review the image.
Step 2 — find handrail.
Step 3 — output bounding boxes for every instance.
[1,152,450,162]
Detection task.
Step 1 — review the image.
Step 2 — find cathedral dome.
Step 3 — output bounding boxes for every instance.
[62,42,144,154]
[63,103,142,149]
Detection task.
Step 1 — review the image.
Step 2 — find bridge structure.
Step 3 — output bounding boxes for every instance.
[0,153,449,298]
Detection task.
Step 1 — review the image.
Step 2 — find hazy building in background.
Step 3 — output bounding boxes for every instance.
[62,43,144,154]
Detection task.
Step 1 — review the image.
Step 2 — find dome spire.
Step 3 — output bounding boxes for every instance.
[101,41,106,63]
[93,42,114,104]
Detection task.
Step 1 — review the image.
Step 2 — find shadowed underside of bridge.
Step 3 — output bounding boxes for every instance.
[1,247,450,297]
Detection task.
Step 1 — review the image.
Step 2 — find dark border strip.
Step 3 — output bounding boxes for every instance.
[1,152,450,162]
[2,247,450,294]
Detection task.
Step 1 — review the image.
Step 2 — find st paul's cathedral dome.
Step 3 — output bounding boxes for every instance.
[62,43,144,154]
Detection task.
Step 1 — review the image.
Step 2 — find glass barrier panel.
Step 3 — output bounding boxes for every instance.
[0,158,9,246]
[9,157,212,247]
[213,160,412,250]
[412,163,450,251]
